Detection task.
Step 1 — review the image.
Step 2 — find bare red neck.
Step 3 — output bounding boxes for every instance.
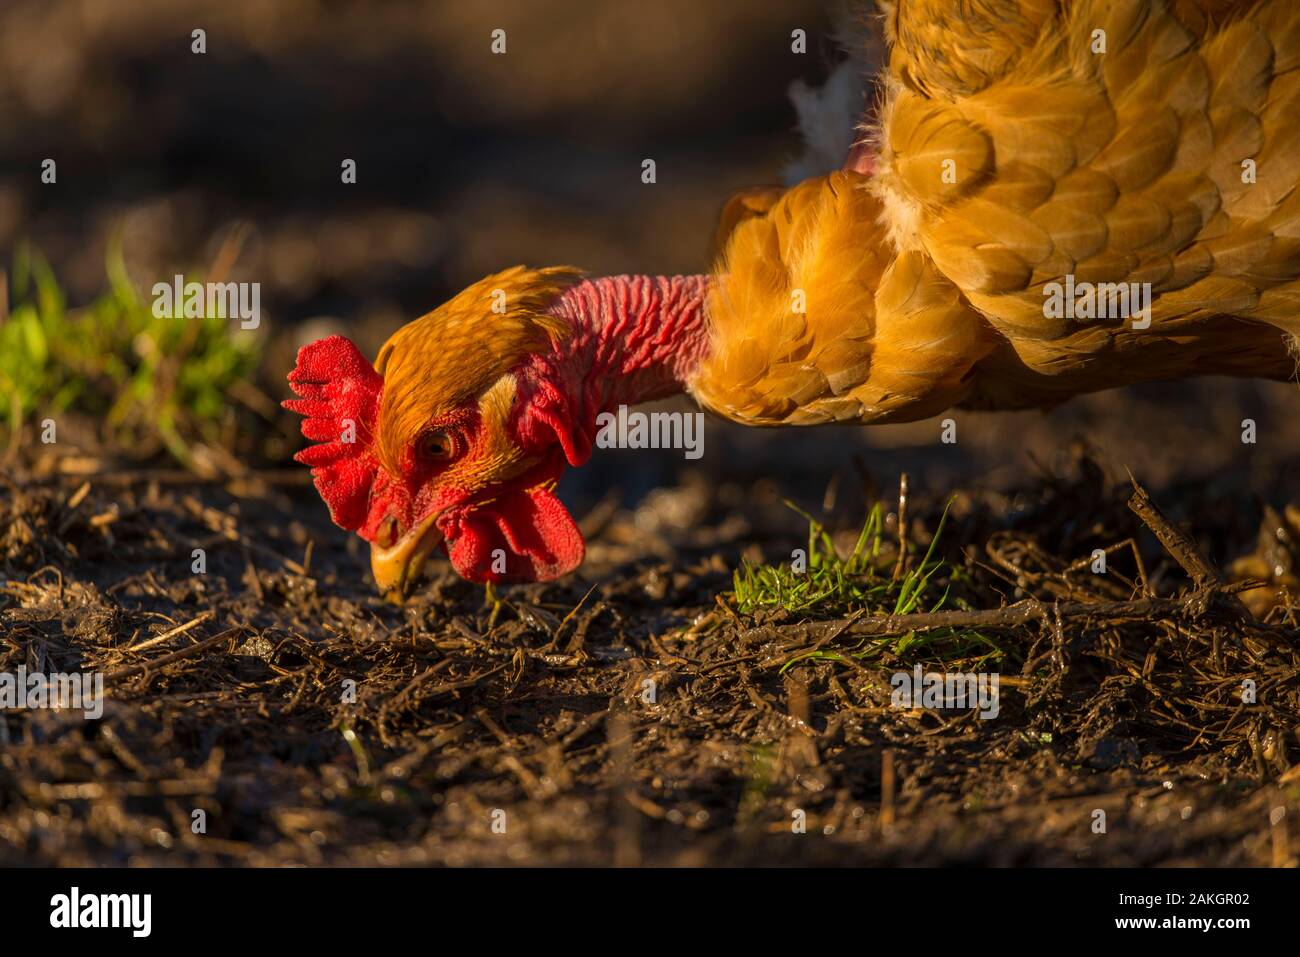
[512,274,712,466]
[553,274,712,408]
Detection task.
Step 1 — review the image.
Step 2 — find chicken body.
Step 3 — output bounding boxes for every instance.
[288,0,1300,594]
[695,0,1300,426]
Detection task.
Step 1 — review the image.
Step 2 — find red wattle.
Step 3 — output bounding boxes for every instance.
[445,483,584,583]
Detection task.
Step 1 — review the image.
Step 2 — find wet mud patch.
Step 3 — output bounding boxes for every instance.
[1,454,1298,866]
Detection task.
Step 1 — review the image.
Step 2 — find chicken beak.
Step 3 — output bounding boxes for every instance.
[370,511,444,603]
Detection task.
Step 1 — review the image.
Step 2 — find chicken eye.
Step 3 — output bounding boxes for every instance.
[416,430,452,462]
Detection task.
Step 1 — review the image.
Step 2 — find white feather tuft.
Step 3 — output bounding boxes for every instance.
[781,3,886,185]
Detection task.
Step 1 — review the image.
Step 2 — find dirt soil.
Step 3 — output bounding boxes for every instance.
[3,437,1298,867]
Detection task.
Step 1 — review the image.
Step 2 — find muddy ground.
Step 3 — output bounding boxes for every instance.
[2,422,1299,866]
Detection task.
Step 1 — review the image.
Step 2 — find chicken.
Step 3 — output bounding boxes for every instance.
[286,0,1300,600]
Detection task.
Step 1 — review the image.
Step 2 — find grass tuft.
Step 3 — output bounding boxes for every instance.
[732,499,1007,668]
[733,499,951,616]
[0,239,260,468]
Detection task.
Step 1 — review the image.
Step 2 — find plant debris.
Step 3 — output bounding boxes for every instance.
[2,451,1297,866]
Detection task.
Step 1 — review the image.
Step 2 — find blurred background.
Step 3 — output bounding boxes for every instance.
[2,0,835,328]
[3,0,1298,524]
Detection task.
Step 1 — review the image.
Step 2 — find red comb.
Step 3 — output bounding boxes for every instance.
[283,335,383,530]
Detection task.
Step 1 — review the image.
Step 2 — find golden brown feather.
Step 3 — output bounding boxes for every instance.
[690,0,1300,425]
